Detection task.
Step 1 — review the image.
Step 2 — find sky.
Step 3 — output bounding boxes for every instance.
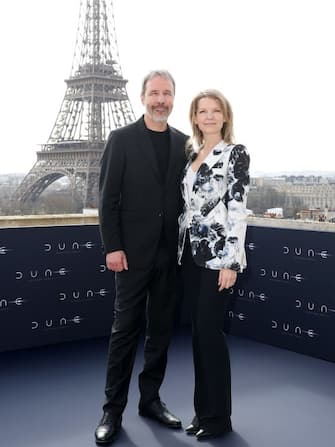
[1,0,335,176]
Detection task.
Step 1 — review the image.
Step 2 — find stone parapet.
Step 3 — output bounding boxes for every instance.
[0,213,99,228]
[0,213,334,232]
[248,216,335,233]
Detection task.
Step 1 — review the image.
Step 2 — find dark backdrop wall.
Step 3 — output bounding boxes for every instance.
[225,226,334,362]
[0,225,112,351]
[0,224,334,362]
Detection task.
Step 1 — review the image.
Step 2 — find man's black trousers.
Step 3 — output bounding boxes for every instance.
[102,246,177,418]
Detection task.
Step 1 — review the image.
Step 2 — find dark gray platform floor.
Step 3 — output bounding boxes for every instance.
[1,328,334,447]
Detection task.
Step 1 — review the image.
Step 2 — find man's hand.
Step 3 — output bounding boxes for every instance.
[106,250,128,272]
[218,268,237,291]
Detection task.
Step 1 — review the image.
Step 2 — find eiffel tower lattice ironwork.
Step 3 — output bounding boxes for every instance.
[16,0,135,209]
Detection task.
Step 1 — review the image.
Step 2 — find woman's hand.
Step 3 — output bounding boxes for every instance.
[218,268,237,291]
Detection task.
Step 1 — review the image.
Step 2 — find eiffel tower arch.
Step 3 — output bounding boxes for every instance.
[16,0,135,210]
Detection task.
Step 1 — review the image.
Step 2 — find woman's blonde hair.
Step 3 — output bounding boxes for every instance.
[189,89,234,147]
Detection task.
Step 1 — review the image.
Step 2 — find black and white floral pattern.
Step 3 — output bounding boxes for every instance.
[178,141,250,271]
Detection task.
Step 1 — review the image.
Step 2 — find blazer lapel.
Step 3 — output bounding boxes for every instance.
[181,157,193,202]
[166,127,179,185]
[190,141,232,195]
[203,140,230,171]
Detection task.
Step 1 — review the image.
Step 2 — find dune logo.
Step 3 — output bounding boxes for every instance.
[31,316,82,330]
[271,320,317,338]
[43,241,96,252]
[15,268,69,280]
[283,246,330,259]
[59,289,109,301]
[260,268,303,282]
[230,287,268,303]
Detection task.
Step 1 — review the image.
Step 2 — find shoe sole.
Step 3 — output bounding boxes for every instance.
[95,438,117,445]
[95,435,118,445]
[196,428,232,441]
[186,430,198,435]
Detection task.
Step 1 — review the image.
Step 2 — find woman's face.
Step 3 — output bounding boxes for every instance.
[194,97,225,138]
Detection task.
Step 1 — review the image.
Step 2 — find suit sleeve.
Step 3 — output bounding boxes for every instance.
[224,145,250,271]
[98,131,125,254]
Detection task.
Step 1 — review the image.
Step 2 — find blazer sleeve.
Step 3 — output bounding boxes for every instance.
[224,144,250,271]
[98,130,125,254]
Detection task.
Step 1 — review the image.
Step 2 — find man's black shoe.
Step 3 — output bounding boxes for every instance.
[94,412,122,445]
[139,399,182,428]
[196,425,232,441]
[185,416,199,435]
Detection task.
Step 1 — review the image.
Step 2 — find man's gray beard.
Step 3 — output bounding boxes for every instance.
[152,115,169,123]
[147,108,170,123]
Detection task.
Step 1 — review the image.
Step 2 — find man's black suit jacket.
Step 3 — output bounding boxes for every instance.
[99,116,188,269]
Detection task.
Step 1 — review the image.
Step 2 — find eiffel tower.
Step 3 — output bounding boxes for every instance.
[16,0,135,210]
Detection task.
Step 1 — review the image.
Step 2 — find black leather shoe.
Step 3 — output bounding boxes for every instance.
[95,412,122,445]
[139,399,182,428]
[185,416,199,435]
[196,426,232,441]
[185,423,199,435]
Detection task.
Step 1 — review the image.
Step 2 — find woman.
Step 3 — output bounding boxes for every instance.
[178,89,250,440]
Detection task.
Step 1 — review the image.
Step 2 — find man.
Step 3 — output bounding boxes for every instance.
[95,70,188,444]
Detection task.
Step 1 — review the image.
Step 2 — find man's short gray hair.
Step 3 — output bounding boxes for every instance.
[141,70,176,96]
